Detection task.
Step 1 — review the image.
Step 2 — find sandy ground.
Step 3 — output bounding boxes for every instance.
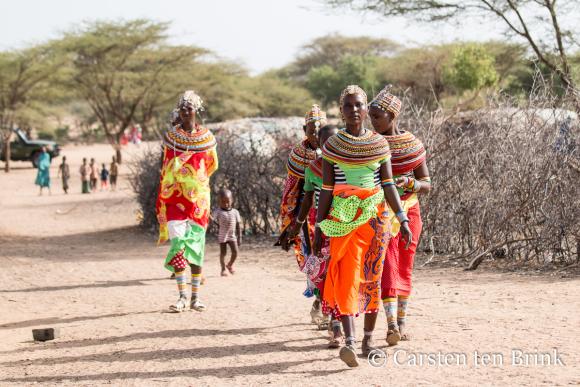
[0,143,578,386]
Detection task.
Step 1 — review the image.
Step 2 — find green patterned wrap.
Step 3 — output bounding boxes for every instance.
[320,190,385,237]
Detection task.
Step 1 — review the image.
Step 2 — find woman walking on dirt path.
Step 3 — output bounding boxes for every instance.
[277,105,325,325]
[156,90,218,313]
[313,85,412,367]
[287,123,342,345]
[369,86,431,346]
[35,146,51,196]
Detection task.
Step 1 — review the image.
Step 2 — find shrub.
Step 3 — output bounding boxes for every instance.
[400,85,579,268]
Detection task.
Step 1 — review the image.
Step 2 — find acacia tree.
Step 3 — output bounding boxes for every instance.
[0,45,62,172]
[61,20,205,163]
[325,0,580,107]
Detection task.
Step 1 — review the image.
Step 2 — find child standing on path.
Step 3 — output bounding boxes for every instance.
[100,163,110,191]
[110,156,119,191]
[80,158,91,194]
[58,156,70,194]
[212,189,242,276]
[89,158,99,192]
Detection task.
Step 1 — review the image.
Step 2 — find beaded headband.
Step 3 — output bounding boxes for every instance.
[177,90,204,112]
[305,104,327,127]
[339,85,367,108]
[370,85,402,118]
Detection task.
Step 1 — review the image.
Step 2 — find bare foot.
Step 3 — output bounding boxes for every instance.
[226,263,235,275]
[221,269,228,277]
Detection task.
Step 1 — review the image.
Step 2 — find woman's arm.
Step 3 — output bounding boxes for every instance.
[287,191,314,240]
[395,161,431,194]
[313,159,335,255]
[278,178,305,250]
[380,161,413,249]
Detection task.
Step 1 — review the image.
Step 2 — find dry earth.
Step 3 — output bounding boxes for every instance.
[0,143,578,386]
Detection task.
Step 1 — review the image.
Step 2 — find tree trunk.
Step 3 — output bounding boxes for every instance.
[116,148,123,164]
[3,138,10,173]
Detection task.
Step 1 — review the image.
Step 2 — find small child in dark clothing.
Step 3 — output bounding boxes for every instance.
[212,189,242,276]
[100,163,110,190]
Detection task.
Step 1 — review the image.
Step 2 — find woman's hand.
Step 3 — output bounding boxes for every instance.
[400,221,413,250]
[313,227,323,256]
[286,222,301,240]
[277,230,290,251]
[395,176,407,187]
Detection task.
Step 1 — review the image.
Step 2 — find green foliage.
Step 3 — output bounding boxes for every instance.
[37,130,55,141]
[250,75,314,117]
[289,34,399,80]
[444,44,498,93]
[306,55,379,107]
[59,19,206,160]
[0,44,63,133]
[376,45,454,102]
[306,65,341,105]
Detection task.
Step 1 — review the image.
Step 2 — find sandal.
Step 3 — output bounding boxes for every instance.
[361,337,378,357]
[310,301,323,325]
[169,296,188,313]
[328,336,342,349]
[386,328,401,346]
[190,299,206,312]
[339,345,359,367]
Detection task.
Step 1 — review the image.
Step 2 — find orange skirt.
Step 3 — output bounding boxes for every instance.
[322,185,390,317]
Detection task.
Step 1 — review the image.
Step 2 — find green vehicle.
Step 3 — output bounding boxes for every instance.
[0,128,61,168]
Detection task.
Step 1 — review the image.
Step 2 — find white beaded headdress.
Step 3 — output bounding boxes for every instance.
[177,90,204,112]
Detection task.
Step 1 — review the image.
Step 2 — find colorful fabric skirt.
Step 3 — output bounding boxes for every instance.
[322,185,390,317]
[381,201,422,297]
[301,232,330,298]
[295,207,317,297]
[164,220,206,272]
[35,169,50,188]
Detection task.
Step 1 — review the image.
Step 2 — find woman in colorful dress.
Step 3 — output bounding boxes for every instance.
[277,105,325,323]
[369,86,431,346]
[35,146,51,196]
[288,123,341,340]
[156,90,218,313]
[313,85,412,367]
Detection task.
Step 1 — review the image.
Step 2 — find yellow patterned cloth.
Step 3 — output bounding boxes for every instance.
[156,125,218,244]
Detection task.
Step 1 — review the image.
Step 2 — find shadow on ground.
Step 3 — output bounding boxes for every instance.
[0,226,157,263]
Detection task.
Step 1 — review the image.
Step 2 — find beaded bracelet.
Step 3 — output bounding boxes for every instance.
[396,210,409,223]
[411,180,421,193]
[321,184,334,190]
[381,178,395,187]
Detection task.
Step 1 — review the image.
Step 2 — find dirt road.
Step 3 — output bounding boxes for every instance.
[0,144,578,386]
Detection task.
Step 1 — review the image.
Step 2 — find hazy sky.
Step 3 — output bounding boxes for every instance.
[0,0,504,74]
